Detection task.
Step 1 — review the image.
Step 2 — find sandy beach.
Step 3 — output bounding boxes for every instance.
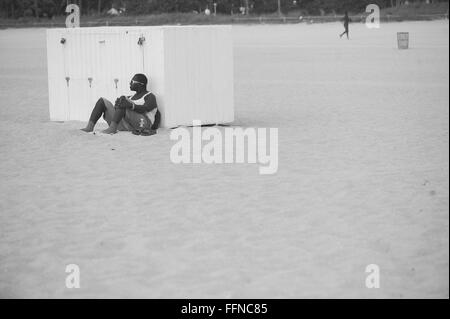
[0,21,448,298]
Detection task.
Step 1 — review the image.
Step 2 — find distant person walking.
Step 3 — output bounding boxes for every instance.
[340,11,351,39]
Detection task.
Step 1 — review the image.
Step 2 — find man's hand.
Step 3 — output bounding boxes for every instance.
[114,96,125,109]
[115,96,134,109]
[114,98,120,109]
[122,97,134,110]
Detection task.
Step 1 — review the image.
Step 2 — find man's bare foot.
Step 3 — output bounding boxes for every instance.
[101,127,118,134]
[81,121,95,133]
[101,121,119,134]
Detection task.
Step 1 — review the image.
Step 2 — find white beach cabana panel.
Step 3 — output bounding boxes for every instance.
[46,26,233,128]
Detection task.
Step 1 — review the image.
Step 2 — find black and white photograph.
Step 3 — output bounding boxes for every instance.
[0,0,448,302]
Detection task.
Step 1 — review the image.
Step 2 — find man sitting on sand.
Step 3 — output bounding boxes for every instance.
[81,74,160,135]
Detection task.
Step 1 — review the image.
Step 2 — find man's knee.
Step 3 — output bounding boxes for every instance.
[96,97,106,107]
[99,97,115,111]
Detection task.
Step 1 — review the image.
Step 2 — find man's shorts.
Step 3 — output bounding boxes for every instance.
[101,98,152,131]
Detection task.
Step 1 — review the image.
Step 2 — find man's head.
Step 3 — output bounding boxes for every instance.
[130,74,148,91]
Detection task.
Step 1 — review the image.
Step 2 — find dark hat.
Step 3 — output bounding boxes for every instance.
[133,73,148,86]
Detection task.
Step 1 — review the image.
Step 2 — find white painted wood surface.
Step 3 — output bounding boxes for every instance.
[46,26,234,128]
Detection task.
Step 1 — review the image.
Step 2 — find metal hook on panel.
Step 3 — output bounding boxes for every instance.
[88,77,93,88]
[138,36,145,46]
[65,76,70,87]
[114,78,119,89]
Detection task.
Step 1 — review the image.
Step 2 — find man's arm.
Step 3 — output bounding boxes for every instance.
[132,94,157,114]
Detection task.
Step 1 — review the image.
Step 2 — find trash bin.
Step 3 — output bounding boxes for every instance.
[397,32,409,50]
